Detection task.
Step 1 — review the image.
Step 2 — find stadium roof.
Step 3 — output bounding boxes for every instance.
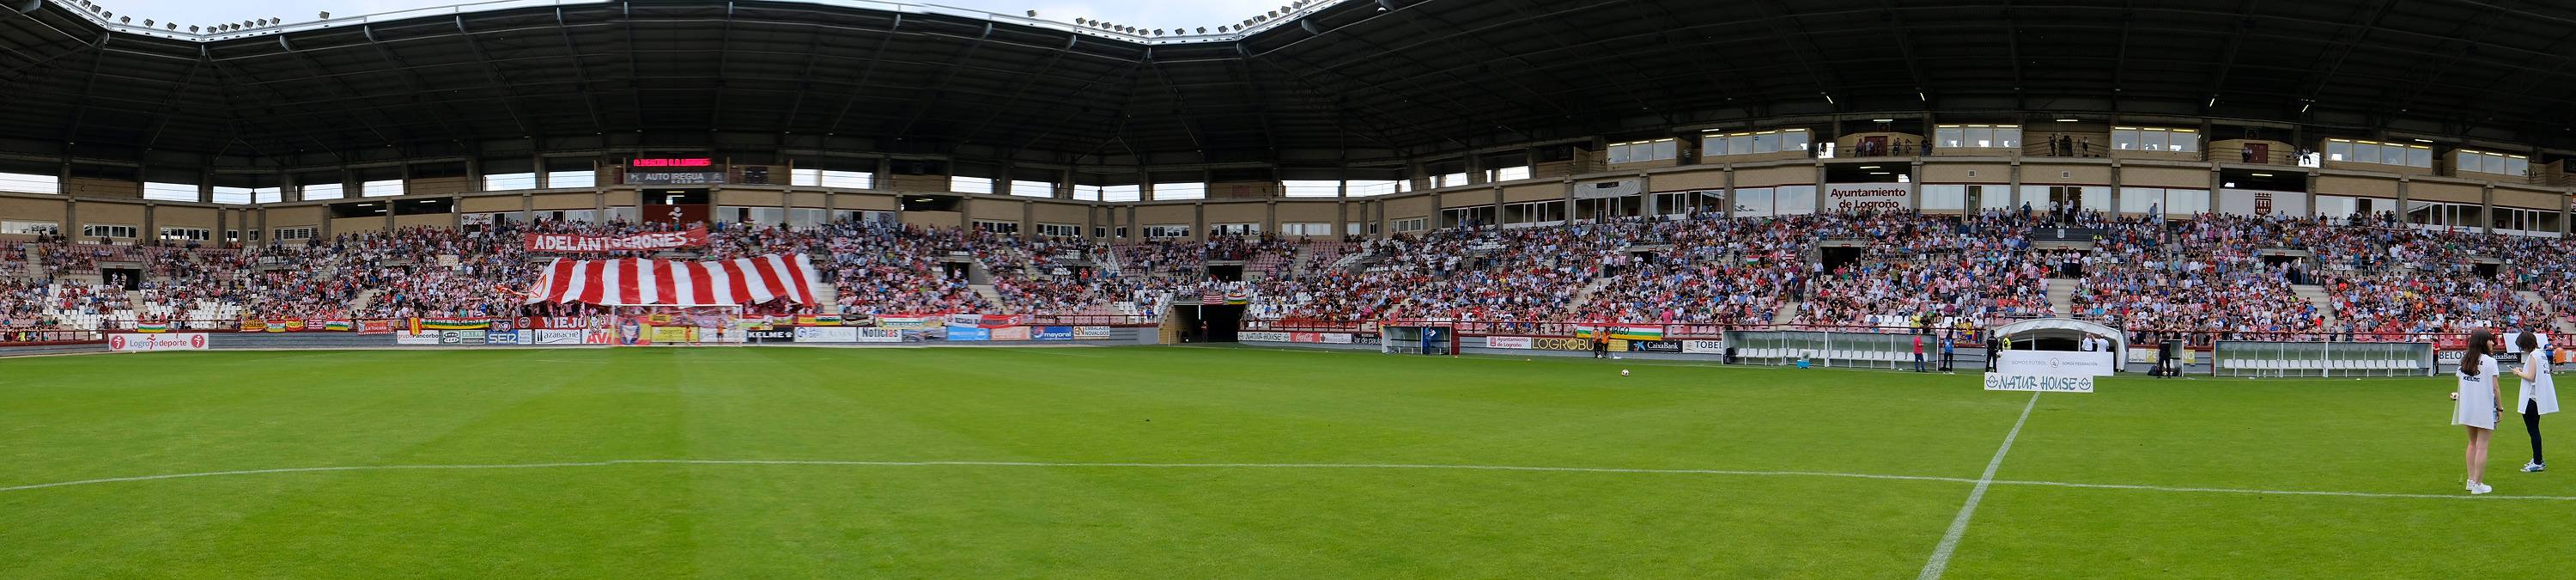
[9,0,2576,168]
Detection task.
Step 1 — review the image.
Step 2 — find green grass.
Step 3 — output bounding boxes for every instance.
[2,345,2569,578]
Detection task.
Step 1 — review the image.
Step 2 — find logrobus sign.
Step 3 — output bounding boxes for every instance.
[1826,183,1911,212]
[108,333,210,352]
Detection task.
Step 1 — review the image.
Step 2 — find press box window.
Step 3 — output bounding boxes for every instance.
[1607,138,1679,164]
[81,224,139,238]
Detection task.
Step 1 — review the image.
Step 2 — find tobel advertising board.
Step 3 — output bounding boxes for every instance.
[107,333,209,352]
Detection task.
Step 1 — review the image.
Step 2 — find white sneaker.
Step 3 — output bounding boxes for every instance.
[2524,462,2547,473]
[2470,482,2494,495]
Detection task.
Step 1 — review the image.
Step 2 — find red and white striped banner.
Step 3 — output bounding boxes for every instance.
[525,254,822,306]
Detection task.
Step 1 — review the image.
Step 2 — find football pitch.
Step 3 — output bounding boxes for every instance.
[3,345,2571,578]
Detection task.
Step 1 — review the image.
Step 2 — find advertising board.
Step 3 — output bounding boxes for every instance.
[106,333,208,352]
[1034,327,1075,340]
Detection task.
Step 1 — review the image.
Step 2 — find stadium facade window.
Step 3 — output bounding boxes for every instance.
[1574,196,1642,220]
[158,227,211,241]
[1282,180,1341,198]
[1433,173,1470,188]
[1488,166,1532,182]
[2018,186,2113,213]
[1209,223,1260,235]
[2492,206,2561,235]
[605,207,639,223]
[1143,224,1191,239]
[1655,192,1689,216]
[1072,185,1103,201]
[1980,185,2015,210]
[143,181,198,202]
[1933,125,2022,149]
[1154,182,1206,200]
[1702,129,1812,157]
[950,176,993,195]
[301,183,344,200]
[1009,180,1056,198]
[793,169,873,189]
[253,187,282,204]
[2406,201,2486,230]
[1441,205,1496,228]
[361,180,404,198]
[972,219,1020,235]
[1037,223,1082,238]
[1103,185,1142,202]
[2454,150,2530,177]
[224,229,260,243]
[2312,195,2394,223]
[1346,180,1409,197]
[82,223,138,239]
[210,186,255,205]
[2123,188,2226,215]
[1390,217,1428,233]
[0,172,59,193]
[1917,185,1971,211]
[1735,188,1772,217]
[1775,185,1819,215]
[787,208,829,229]
[544,170,597,189]
[1607,138,1680,164]
[1277,223,1331,236]
[274,226,317,241]
[483,173,537,191]
[2322,139,2431,168]
[2111,127,2201,152]
[2,220,60,235]
[1502,200,1564,226]
[716,206,784,225]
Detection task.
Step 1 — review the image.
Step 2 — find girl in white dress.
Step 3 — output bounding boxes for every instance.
[2512,331,2558,473]
[2452,329,2501,494]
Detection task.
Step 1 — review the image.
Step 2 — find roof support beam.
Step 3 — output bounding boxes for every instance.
[55,33,108,143]
[553,7,609,137]
[360,25,473,143]
[888,22,995,141]
[139,47,210,150]
[453,15,534,137]
[822,15,903,137]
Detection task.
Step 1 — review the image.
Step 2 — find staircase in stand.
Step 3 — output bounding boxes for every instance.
[2044,278,2077,315]
[2296,284,2339,326]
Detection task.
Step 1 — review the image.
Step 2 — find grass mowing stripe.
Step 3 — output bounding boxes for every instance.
[15,458,2576,502]
[1918,391,2043,580]
[0,460,1981,493]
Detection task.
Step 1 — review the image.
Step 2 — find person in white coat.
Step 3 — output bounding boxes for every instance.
[2512,331,2558,473]
[2452,329,2503,494]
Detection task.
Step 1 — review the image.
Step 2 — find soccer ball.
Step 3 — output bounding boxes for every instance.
[1620,369,1631,376]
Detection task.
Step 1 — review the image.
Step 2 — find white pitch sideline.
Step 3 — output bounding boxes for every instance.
[5,459,2574,502]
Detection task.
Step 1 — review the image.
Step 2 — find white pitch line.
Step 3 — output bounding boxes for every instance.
[5,458,2573,502]
[1917,391,2043,580]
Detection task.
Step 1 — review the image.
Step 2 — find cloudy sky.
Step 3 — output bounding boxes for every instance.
[85,0,1316,34]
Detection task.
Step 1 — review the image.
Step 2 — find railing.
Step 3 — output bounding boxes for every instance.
[46,0,1334,45]
[0,329,104,345]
